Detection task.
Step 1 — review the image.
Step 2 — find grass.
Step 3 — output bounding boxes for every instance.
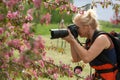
[99,20,120,32]
[34,21,120,80]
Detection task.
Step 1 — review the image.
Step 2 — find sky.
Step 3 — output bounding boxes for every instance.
[73,0,115,21]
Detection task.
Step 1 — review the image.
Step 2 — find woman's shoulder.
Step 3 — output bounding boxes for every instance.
[95,34,111,49]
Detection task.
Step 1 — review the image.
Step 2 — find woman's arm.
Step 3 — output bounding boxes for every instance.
[69,35,111,63]
[70,44,81,62]
[63,30,111,63]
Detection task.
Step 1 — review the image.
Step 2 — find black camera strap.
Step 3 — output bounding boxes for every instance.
[76,38,83,46]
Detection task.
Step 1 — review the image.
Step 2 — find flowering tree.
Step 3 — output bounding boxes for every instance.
[0,0,77,80]
[0,0,119,80]
[1,0,90,80]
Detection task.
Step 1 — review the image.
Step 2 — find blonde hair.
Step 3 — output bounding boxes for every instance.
[73,9,99,29]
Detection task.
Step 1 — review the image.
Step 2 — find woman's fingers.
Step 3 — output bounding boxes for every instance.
[62,29,75,43]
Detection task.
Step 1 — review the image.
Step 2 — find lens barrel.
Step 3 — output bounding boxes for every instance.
[50,29,69,39]
[50,24,78,39]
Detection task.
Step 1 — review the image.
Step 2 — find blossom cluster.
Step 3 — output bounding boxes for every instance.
[0,0,77,80]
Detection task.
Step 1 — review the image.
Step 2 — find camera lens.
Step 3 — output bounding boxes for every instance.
[50,24,78,39]
[50,29,69,39]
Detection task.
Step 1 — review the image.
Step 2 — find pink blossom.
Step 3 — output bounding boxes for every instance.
[19,45,25,53]
[60,5,67,11]
[110,18,118,25]
[42,51,46,57]
[39,71,43,76]
[3,0,19,8]
[51,67,59,74]
[46,13,51,24]
[51,5,56,9]
[4,51,13,62]
[110,14,120,25]
[33,0,41,8]
[7,11,13,19]
[59,61,62,64]
[25,14,33,21]
[33,48,39,54]
[18,4,24,11]
[68,69,74,77]
[11,31,17,37]
[55,0,60,5]
[33,41,40,49]
[7,39,21,49]
[8,26,14,30]
[0,28,4,34]
[74,68,82,74]
[34,35,45,50]
[40,16,46,24]
[47,68,53,74]
[27,9,34,15]
[31,70,38,79]
[17,55,27,63]
[0,63,8,69]
[67,11,70,15]
[40,13,51,25]
[84,75,93,80]
[42,54,47,61]
[12,11,20,18]
[7,11,20,19]
[8,26,15,32]
[4,53,10,61]
[17,56,24,63]
[55,0,60,3]
[22,23,30,34]
[5,31,10,37]
[0,41,2,46]
[24,40,31,50]
[43,2,49,8]
[9,51,14,57]
[53,73,58,80]
[38,60,44,68]
[70,3,78,13]
[13,58,18,63]
[61,64,70,69]
[24,62,31,68]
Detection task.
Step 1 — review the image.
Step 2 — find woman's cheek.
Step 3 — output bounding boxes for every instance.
[78,32,82,37]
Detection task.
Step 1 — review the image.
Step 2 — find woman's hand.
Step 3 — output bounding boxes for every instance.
[63,29,76,44]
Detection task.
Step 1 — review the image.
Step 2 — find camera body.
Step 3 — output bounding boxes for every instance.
[50,24,78,39]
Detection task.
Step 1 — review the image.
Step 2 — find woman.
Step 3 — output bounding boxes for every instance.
[63,9,118,80]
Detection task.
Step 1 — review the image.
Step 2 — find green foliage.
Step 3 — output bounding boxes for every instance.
[50,10,73,23]
[34,24,60,35]
[99,20,120,32]
[0,2,7,26]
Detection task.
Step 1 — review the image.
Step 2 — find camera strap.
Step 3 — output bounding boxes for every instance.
[76,38,83,46]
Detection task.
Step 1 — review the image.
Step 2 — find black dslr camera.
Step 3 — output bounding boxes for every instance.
[50,24,78,39]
